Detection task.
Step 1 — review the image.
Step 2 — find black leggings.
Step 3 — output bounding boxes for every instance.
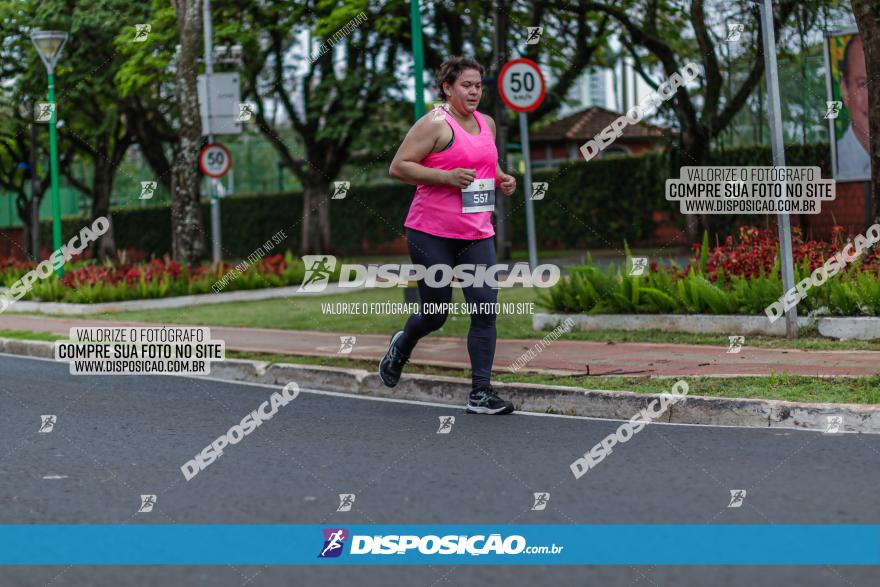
[396,227,497,390]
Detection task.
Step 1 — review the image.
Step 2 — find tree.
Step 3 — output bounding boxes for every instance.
[170,0,207,263]
[0,0,141,260]
[0,99,71,260]
[115,2,186,192]
[851,0,880,221]
[571,0,838,238]
[230,0,407,254]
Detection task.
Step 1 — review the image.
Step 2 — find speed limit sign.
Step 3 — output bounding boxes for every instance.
[498,58,546,273]
[498,58,546,113]
[199,143,232,178]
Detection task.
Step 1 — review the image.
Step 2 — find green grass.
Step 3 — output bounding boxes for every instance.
[226,350,880,405]
[82,287,545,338]
[0,329,66,342]
[40,286,880,351]
[0,328,873,404]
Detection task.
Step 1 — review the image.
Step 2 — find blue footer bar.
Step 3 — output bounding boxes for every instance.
[1,525,878,565]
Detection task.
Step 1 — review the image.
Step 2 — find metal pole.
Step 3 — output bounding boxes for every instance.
[518,112,538,271]
[759,0,797,338]
[493,0,511,262]
[30,118,39,261]
[47,72,63,275]
[203,0,222,265]
[410,0,425,120]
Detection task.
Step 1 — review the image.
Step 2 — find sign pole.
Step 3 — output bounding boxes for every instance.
[518,112,538,270]
[758,0,798,338]
[498,58,545,273]
[410,0,425,121]
[203,0,222,265]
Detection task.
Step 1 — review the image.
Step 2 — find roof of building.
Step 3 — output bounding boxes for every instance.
[530,106,666,142]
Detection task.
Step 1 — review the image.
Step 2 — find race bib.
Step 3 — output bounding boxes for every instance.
[461,178,495,213]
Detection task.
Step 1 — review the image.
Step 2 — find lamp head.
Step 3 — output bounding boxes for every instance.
[30,30,68,73]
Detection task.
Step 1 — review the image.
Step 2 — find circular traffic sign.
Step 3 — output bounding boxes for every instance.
[199,143,232,178]
[498,58,546,113]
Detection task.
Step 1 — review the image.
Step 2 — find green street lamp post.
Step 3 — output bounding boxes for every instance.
[30,30,68,275]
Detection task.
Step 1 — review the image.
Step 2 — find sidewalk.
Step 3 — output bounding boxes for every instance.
[3,314,878,378]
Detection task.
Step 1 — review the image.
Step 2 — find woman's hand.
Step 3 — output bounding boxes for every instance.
[498,172,516,196]
[446,168,477,188]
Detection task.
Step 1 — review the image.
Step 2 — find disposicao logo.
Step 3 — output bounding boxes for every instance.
[319,528,348,558]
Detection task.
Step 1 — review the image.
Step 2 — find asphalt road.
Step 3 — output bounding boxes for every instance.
[0,353,877,586]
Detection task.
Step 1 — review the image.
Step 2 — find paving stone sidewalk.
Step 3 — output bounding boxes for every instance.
[1,315,877,378]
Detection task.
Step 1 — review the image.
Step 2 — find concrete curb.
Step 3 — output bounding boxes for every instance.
[2,337,878,434]
[536,313,880,340]
[0,282,359,315]
[534,313,815,336]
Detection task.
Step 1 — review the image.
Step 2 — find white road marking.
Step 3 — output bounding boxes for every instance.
[0,351,848,434]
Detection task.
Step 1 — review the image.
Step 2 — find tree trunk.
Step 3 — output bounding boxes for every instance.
[852,0,880,222]
[299,178,330,255]
[680,126,711,242]
[171,0,206,264]
[15,191,32,260]
[318,184,331,251]
[90,160,117,261]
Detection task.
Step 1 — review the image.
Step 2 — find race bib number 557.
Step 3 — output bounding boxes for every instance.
[461,178,495,213]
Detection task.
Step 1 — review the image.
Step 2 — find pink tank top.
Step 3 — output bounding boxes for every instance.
[404,109,497,240]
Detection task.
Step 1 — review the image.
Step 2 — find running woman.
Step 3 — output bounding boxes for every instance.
[381,56,517,415]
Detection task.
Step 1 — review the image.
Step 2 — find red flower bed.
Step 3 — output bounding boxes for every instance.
[690,225,880,279]
[67,259,233,286]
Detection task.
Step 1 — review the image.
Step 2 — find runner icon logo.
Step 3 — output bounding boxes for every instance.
[431,102,450,122]
[727,490,746,508]
[825,101,843,120]
[139,494,156,513]
[139,181,157,200]
[319,528,348,558]
[531,182,547,200]
[298,255,337,292]
[525,27,543,44]
[331,181,350,200]
[727,336,745,354]
[39,415,56,433]
[337,494,356,512]
[35,102,55,123]
[531,492,549,511]
[437,416,455,434]
[133,24,151,42]
[237,103,254,122]
[726,23,744,42]
[824,415,844,434]
[629,257,648,276]
[338,336,356,354]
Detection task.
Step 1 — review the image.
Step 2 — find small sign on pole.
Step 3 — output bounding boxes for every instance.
[199,143,232,178]
[499,58,545,271]
[197,73,242,136]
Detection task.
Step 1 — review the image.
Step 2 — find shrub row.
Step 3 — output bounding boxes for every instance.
[39,143,830,259]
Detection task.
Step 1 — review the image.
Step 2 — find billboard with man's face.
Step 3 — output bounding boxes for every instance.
[825,31,871,181]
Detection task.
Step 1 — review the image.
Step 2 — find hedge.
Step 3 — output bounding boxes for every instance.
[39,143,831,260]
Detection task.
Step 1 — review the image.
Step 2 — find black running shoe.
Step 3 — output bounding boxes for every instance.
[379,330,410,387]
[466,385,515,415]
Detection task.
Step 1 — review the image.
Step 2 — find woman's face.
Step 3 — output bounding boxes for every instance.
[443,68,483,113]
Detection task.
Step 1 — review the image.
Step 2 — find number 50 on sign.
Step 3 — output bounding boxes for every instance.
[199,143,232,178]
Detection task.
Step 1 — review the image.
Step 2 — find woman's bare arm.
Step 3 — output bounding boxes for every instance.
[388,116,452,187]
